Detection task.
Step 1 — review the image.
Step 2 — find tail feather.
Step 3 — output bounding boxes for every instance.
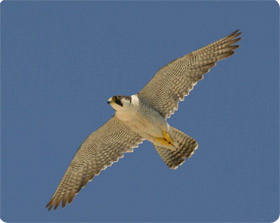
[154,127,198,169]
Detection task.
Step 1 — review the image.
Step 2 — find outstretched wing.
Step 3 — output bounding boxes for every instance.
[138,30,241,119]
[46,117,143,210]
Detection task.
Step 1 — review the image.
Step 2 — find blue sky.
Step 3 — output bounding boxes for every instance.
[1,1,279,222]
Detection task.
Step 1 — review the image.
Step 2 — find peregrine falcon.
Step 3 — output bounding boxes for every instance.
[46,30,241,210]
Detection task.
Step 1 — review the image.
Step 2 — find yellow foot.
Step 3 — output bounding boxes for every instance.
[155,130,174,146]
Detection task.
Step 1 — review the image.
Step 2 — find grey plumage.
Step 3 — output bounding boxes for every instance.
[46,117,143,210]
[138,30,241,118]
[46,30,241,210]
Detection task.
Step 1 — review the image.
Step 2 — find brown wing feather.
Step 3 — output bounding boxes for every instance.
[138,30,241,118]
[46,117,143,210]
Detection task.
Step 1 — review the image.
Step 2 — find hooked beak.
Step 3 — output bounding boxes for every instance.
[107,97,113,104]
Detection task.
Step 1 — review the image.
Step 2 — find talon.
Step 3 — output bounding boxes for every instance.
[155,130,174,146]
[163,130,174,145]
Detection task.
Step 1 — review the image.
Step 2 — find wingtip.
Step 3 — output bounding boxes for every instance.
[54,203,60,210]
[46,200,52,210]
[233,29,241,34]
[46,200,69,211]
[232,45,240,50]
[232,29,240,34]
[46,203,53,211]
[235,37,242,42]
[229,29,242,39]
[46,198,60,211]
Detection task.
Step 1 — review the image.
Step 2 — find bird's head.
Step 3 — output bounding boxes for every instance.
[107,95,132,111]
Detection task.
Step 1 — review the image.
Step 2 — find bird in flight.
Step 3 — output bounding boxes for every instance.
[46,30,241,210]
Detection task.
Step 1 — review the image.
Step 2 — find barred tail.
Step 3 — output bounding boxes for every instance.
[154,127,198,169]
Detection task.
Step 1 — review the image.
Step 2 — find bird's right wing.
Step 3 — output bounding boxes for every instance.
[138,30,241,119]
[46,116,143,210]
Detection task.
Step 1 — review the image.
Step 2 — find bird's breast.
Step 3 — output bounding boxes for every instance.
[130,103,168,139]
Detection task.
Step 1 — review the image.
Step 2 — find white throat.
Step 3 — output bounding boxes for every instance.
[115,94,139,121]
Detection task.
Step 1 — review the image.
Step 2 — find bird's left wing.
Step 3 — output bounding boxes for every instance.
[46,116,143,210]
[138,30,241,119]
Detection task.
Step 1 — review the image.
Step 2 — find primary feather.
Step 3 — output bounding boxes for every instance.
[46,117,142,210]
[138,30,241,118]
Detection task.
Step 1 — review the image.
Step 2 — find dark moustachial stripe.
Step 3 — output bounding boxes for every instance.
[114,96,123,106]
[112,95,132,106]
